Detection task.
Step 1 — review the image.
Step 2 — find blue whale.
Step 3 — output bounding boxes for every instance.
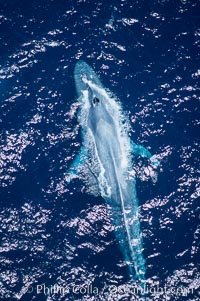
[67,60,159,287]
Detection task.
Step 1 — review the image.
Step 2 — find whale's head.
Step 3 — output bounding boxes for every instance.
[86,80,112,131]
[74,60,114,126]
[74,60,103,97]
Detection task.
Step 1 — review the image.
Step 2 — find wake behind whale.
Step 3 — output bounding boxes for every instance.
[67,60,159,289]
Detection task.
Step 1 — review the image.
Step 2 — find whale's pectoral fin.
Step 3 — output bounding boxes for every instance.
[65,145,88,183]
[131,141,152,159]
[131,140,160,183]
[131,140,159,166]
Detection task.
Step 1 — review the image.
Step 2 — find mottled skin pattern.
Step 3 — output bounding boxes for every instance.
[67,61,159,291]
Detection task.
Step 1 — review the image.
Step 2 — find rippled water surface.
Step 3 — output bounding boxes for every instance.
[0,0,199,300]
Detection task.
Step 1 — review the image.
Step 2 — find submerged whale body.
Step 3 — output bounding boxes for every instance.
[67,60,159,287]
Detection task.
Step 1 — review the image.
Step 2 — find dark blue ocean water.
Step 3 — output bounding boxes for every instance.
[0,0,199,300]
